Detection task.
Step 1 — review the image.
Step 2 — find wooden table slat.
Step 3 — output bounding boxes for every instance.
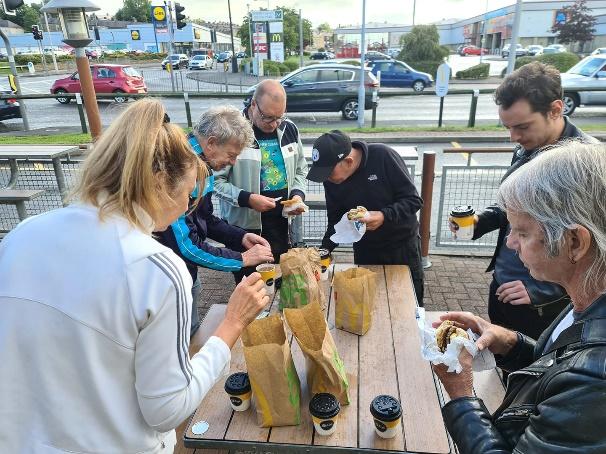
[386,267,451,453]
[358,265,405,451]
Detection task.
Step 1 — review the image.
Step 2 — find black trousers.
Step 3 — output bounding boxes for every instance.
[487,277,567,341]
[233,212,289,283]
[354,236,424,307]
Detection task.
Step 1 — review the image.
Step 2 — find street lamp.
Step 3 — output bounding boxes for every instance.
[41,0,102,141]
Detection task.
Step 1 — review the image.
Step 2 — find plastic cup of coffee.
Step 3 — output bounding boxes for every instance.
[256,263,276,291]
[370,395,402,439]
[318,248,331,281]
[309,393,340,436]
[224,372,252,411]
[450,205,476,240]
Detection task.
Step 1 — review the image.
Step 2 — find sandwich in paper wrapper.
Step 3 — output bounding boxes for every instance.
[330,206,369,244]
[416,307,496,373]
[281,198,309,217]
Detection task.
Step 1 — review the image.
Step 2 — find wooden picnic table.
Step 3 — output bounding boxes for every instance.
[182,264,505,453]
[0,145,79,206]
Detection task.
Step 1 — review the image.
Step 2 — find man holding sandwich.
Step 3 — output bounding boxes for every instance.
[307,130,425,304]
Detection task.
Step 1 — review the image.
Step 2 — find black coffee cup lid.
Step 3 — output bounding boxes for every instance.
[309,393,340,419]
[370,395,402,422]
[318,248,330,258]
[224,372,251,395]
[450,205,475,217]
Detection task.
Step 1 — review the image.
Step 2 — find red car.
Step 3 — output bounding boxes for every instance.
[459,45,488,56]
[50,64,147,104]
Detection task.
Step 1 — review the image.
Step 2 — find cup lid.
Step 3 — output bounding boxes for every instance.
[370,395,402,422]
[450,205,475,217]
[309,393,340,419]
[318,248,331,258]
[224,372,251,395]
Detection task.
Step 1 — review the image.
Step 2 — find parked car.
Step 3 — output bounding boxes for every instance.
[561,54,606,115]
[364,51,392,62]
[50,64,147,104]
[161,54,189,69]
[310,51,335,60]
[501,43,527,58]
[542,47,558,54]
[0,84,20,121]
[544,44,567,53]
[216,52,232,63]
[246,63,379,120]
[387,48,401,58]
[369,59,433,92]
[591,47,606,55]
[459,45,488,56]
[236,51,247,58]
[526,44,544,56]
[188,54,213,70]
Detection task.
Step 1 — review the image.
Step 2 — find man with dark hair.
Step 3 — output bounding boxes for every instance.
[451,61,597,339]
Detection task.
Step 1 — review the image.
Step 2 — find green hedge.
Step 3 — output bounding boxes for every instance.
[501,52,580,77]
[13,54,72,65]
[262,60,291,76]
[407,61,443,78]
[282,59,300,72]
[456,63,490,79]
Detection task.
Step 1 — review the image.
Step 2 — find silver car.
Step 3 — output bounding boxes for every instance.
[561,54,606,115]
[188,54,213,70]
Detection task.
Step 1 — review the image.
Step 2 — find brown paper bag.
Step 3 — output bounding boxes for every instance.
[241,314,301,427]
[279,248,326,310]
[333,267,377,335]
[283,301,350,405]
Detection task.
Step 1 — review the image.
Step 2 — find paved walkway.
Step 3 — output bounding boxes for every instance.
[194,253,492,322]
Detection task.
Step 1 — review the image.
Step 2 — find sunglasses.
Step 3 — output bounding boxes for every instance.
[254,101,287,124]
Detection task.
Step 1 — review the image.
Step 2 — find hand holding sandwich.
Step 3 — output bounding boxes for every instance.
[280,195,306,216]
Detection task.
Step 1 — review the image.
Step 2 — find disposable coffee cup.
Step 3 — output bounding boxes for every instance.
[450,205,475,241]
[224,372,252,411]
[256,263,276,289]
[318,248,331,281]
[309,393,340,436]
[370,395,402,439]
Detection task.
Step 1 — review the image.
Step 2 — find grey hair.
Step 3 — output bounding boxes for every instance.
[497,140,606,296]
[193,105,254,149]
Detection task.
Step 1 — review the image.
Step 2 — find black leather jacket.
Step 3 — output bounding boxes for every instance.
[442,295,606,453]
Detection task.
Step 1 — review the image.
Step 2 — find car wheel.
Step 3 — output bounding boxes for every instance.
[412,80,425,92]
[55,89,70,104]
[562,92,579,116]
[113,90,128,103]
[341,99,358,120]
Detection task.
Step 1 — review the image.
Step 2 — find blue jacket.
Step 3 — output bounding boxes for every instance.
[155,134,246,282]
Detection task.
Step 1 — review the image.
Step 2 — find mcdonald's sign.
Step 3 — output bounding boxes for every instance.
[270,33,283,43]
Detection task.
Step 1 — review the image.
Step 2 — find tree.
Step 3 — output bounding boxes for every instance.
[398,24,449,62]
[238,6,312,55]
[1,3,42,31]
[317,22,331,33]
[115,0,152,23]
[551,0,596,51]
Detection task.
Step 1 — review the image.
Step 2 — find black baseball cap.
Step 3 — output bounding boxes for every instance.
[306,130,352,183]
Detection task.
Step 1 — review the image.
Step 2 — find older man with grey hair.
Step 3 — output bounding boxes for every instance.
[155,105,274,337]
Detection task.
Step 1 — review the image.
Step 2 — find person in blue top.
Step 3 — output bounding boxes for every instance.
[156,106,274,337]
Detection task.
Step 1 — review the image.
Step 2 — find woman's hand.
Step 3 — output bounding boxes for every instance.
[432,311,519,356]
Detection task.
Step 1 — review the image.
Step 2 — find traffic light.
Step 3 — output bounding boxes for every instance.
[175,3,186,30]
[31,25,43,41]
[1,0,24,15]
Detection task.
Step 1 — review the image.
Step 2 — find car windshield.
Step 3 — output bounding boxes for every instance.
[192,55,204,60]
[170,55,180,60]
[123,66,142,77]
[219,53,228,58]
[567,57,605,76]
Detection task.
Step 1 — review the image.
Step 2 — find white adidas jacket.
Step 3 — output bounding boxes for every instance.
[0,204,230,453]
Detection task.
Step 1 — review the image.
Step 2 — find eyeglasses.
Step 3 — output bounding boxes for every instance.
[254,101,287,124]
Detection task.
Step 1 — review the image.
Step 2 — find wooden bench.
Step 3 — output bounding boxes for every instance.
[0,189,45,221]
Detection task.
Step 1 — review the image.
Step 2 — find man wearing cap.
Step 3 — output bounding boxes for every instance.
[308,131,425,304]
[213,79,308,277]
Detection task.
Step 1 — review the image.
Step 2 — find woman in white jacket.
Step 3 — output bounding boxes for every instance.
[0,99,269,453]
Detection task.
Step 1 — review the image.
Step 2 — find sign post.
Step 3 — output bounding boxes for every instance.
[435,61,450,127]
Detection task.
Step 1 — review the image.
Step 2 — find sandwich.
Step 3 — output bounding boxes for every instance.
[435,320,469,353]
[347,206,368,221]
[280,199,299,207]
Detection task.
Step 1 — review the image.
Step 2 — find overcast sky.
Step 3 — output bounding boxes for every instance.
[88,0,517,28]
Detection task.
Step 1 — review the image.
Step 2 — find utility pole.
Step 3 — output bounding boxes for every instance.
[43,8,59,72]
[165,0,177,92]
[506,0,522,75]
[228,0,238,73]
[480,0,489,64]
[0,30,29,130]
[299,9,304,67]
[412,0,416,26]
[357,0,366,128]
[247,3,253,58]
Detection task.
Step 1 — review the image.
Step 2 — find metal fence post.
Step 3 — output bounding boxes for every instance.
[184,92,192,128]
[75,93,88,134]
[224,71,229,93]
[371,90,378,128]
[420,151,436,268]
[467,89,479,128]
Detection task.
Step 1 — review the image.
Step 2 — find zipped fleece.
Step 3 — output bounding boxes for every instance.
[213,109,307,230]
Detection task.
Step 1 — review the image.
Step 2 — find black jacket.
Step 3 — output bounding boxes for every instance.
[474,118,595,307]
[442,295,606,454]
[321,141,422,253]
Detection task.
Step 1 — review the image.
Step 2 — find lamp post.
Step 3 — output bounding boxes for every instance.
[227,0,238,73]
[41,0,102,141]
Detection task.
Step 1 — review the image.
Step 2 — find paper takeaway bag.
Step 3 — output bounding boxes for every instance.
[284,301,350,405]
[333,267,377,335]
[241,314,301,427]
[279,248,326,310]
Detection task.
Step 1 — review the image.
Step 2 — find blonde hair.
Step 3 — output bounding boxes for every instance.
[73,98,207,230]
